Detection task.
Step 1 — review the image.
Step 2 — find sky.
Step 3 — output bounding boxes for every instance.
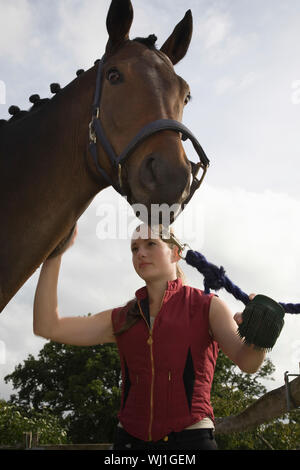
[0,0,300,407]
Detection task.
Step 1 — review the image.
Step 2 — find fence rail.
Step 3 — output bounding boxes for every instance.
[0,433,112,450]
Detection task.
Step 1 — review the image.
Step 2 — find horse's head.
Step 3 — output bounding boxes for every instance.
[87,0,208,225]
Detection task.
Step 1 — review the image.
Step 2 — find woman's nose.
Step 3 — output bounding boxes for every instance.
[136,246,148,258]
[137,250,146,259]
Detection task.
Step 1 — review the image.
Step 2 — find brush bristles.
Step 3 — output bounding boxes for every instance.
[238,302,285,350]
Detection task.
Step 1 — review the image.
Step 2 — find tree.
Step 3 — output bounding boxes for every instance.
[5,341,121,443]
[0,399,68,446]
[212,352,300,449]
[5,343,300,448]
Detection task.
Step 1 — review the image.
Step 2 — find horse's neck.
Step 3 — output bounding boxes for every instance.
[1,70,101,224]
[3,70,95,178]
[0,66,108,312]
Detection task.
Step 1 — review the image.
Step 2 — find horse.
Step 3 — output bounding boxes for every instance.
[0,0,209,313]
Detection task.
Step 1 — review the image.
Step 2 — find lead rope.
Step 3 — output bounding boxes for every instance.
[160,231,299,349]
[183,248,300,314]
[180,247,300,350]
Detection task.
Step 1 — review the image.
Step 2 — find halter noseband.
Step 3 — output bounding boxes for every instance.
[87,57,210,210]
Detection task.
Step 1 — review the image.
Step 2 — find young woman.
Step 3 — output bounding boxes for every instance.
[33,223,265,450]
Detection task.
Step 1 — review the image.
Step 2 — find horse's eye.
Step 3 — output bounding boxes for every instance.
[106,68,122,84]
[184,92,192,105]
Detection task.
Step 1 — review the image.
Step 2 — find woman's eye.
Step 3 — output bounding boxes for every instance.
[106,68,122,84]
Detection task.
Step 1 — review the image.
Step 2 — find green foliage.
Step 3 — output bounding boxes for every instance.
[259,412,300,450]
[215,417,300,451]
[212,351,275,418]
[5,341,121,443]
[3,342,300,448]
[212,351,300,450]
[0,400,67,446]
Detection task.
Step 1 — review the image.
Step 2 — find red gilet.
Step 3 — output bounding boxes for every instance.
[111,278,219,442]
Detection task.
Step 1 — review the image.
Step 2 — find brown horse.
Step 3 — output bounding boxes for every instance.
[0,0,208,313]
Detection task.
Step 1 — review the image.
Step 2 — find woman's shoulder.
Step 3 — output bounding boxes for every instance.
[112,300,131,316]
[182,284,215,315]
[111,298,135,324]
[182,283,210,298]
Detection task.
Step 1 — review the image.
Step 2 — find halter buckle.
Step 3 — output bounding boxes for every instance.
[192,161,209,190]
[118,164,123,192]
[89,121,96,144]
[89,108,100,144]
[160,230,190,259]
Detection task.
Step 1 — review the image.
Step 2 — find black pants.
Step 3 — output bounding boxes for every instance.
[113,426,218,450]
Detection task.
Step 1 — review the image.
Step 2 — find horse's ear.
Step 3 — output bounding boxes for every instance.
[160,10,193,65]
[105,0,134,53]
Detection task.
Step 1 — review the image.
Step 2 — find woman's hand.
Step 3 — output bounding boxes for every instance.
[47,224,78,260]
[65,224,78,251]
[233,293,256,326]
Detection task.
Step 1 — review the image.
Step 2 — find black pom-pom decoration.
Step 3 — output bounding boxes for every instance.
[50,83,61,94]
[29,94,40,104]
[8,105,20,116]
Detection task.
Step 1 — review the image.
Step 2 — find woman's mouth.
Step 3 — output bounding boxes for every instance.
[139,262,152,269]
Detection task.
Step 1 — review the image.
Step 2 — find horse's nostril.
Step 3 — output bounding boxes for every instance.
[139,154,159,189]
[146,157,156,179]
[139,152,190,200]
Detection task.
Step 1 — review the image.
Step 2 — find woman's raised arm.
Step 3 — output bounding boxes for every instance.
[33,228,116,346]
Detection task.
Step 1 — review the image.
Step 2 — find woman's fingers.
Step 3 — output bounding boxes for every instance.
[70,224,78,246]
[234,294,257,325]
[233,312,243,325]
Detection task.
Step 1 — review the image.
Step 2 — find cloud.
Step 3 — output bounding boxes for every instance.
[198,10,232,49]
[0,0,34,63]
[194,7,257,65]
[56,0,110,70]
[214,76,235,95]
[214,71,260,95]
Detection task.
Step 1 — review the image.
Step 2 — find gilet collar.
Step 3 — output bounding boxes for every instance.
[135,278,183,301]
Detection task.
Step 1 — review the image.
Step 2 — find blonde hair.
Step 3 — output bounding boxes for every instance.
[161,225,186,286]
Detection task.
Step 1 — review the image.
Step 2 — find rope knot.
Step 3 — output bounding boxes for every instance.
[204,265,226,293]
[185,250,227,294]
[184,248,300,312]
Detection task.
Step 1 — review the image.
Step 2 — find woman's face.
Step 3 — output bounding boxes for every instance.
[131,225,178,282]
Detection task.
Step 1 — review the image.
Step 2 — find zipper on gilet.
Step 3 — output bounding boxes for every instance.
[137,293,165,441]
